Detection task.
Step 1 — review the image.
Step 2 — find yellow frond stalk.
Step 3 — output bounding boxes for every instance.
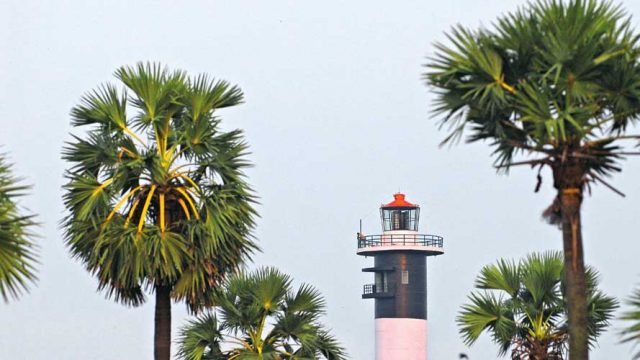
[154,127,165,158]
[105,186,143,225]
[168,163,198,175]
[227,336,254,352]
[159,192,166,233]
[177,198,191,220]
[122,126,147,147]
[176,187,200,220]
[176,172,201,192]
[497,75,516,94]
[137,185,157,233]
[164,143,178,164]
[162,123,169,158]
[124,197,142,227]
[163,118,170,141]
[120,146,137,158]
[167,147,189,168]
[92,178,114,197]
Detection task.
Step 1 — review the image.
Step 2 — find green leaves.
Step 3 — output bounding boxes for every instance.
[0,154,38,302]
[71,83,128,129]
[458,292,515,351]
[178,268,347,360]
[620,287,640,359]
[188,74,244,122]
[475,259,520,297]
[520,252,563,307]
[457,251,617,357]
[178,313,225,360]
[62,62,257,311]
[115,62,187,126]
[426,0,640,179]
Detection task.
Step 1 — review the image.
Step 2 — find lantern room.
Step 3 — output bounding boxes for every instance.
[380,193,420,232]
[358,193,442,256]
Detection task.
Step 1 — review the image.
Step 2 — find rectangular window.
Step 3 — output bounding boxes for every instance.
[401,270,409,284]
[375,272,389,292]
[382,272,388,292]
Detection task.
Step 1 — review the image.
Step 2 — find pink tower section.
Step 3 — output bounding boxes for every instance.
[375,318,427,360]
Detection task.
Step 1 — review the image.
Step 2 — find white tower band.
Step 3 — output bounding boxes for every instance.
[357,193,444,360]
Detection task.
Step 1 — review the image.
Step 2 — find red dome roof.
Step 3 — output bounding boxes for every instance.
[382,193,418,208]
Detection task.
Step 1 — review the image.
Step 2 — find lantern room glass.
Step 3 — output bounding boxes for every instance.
[381,207,420,231]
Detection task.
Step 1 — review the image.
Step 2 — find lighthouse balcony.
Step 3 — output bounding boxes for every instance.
[362,283,395,299]
[357,233,444,255]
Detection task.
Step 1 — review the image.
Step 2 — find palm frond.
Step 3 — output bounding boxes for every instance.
[178,313,225,360]
[621,287,640,359]
[0,154,38,302]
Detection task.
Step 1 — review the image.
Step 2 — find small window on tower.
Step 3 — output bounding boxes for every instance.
[401,270,409,284]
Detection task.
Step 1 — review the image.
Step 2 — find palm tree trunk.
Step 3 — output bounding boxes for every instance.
[154,285,172,360]
[558,186,588,360]
[551,159,589,360]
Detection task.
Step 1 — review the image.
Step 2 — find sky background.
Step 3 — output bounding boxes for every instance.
[1,0,640,359]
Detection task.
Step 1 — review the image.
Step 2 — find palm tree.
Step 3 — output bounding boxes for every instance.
[0,153,37,301]
[178,267,347,360]
[458,252,616,359]
[62,63,257,360]
[620,287,640,359]
[425,1,640,358]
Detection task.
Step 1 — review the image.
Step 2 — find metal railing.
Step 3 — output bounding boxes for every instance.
[363,284,376,295]
[357,234,444,249]
[363,283,392,295]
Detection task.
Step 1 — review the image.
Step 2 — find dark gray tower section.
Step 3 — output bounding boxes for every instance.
[371,252,427,319]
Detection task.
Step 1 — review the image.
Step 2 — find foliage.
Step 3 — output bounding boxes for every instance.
[62,62,257,311]
[0,154,37,302]
[458,251,617,359]
[620,287,640,359]
[425,0,640,193]
[178,267,347,360]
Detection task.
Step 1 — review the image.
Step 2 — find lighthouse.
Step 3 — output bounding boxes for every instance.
[357,193,444,360]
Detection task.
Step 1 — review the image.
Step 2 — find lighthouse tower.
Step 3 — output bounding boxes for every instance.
[357,193,444,360]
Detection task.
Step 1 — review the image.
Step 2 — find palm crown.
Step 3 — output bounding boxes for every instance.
[458,252,616,359]
[62,62,257,310]
[426,0,640,188]
[178,267,347,360]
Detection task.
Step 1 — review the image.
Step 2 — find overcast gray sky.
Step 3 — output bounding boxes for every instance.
[1,0,640,359]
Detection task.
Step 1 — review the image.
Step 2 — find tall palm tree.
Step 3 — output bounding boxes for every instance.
[425,1,640,358]
[178,267,347,360]
[0,153,37,302]
[458,252,616,359]
[620,287,640,359]
[62,63,257,360]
